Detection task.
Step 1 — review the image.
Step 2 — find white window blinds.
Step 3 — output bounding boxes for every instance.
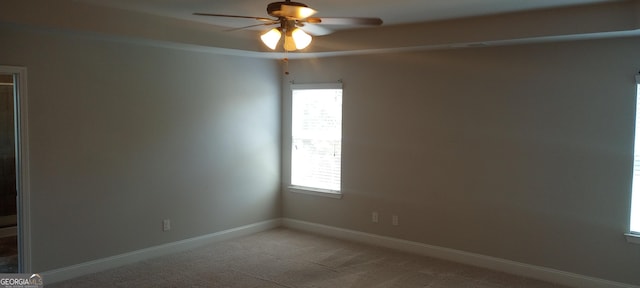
[291,83,342,192]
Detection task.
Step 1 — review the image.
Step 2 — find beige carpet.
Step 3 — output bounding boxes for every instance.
[48,228,568,288]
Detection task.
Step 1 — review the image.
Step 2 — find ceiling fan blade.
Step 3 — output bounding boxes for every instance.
[225,21,280,32]
[297,24,334,36]
[279,4,317,19]
[193,13,274,22]
[306,17,383,26]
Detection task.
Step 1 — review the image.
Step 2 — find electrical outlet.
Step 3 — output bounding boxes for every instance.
[372,212,379,223]
[392,215,399,226]
[162,219,171,231]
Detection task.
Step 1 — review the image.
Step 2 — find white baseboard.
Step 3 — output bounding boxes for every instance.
[282,218,639,288]
[41,218,282,284]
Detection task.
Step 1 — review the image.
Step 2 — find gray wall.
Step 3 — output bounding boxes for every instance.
[282,38,640,285]
[0,24,281,272]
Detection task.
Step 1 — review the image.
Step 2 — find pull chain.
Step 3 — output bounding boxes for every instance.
[283,49,290,75]
[283,57,289,75]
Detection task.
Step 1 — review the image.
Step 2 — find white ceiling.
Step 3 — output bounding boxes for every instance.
[75,0,621,31]
[2,0,636,56]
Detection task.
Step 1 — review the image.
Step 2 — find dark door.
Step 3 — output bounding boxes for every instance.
[0,73,18,273]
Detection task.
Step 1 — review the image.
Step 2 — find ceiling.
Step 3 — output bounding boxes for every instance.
[1,0,638,57]
[75,0,621,31]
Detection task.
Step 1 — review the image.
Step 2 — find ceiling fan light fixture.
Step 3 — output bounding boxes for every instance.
[260,28,282,50]
[291,28,312,50]
[283,33,297,51]
[281,27,311,51]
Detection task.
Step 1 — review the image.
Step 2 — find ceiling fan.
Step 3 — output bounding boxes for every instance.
[194,0,383,52]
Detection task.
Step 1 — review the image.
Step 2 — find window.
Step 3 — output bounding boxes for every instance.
[631,75,640,235]
[290,83,342,196]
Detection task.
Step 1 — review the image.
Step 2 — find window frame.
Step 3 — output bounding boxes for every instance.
[288,82,343,199]
[627,74,640,244]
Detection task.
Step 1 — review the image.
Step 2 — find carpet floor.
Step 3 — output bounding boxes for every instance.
[48,228,569,288]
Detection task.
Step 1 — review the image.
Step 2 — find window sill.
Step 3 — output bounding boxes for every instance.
[288,186,343,199]
[625,233,640,245]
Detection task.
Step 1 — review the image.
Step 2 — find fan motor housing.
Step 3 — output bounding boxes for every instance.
[267,1,308,17]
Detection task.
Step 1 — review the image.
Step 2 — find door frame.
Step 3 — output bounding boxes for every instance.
[0,65,31,272]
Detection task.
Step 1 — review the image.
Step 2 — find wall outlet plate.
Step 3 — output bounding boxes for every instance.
[162,219,171,231]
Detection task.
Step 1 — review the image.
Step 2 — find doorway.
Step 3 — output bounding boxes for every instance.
[0,66,29,273]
